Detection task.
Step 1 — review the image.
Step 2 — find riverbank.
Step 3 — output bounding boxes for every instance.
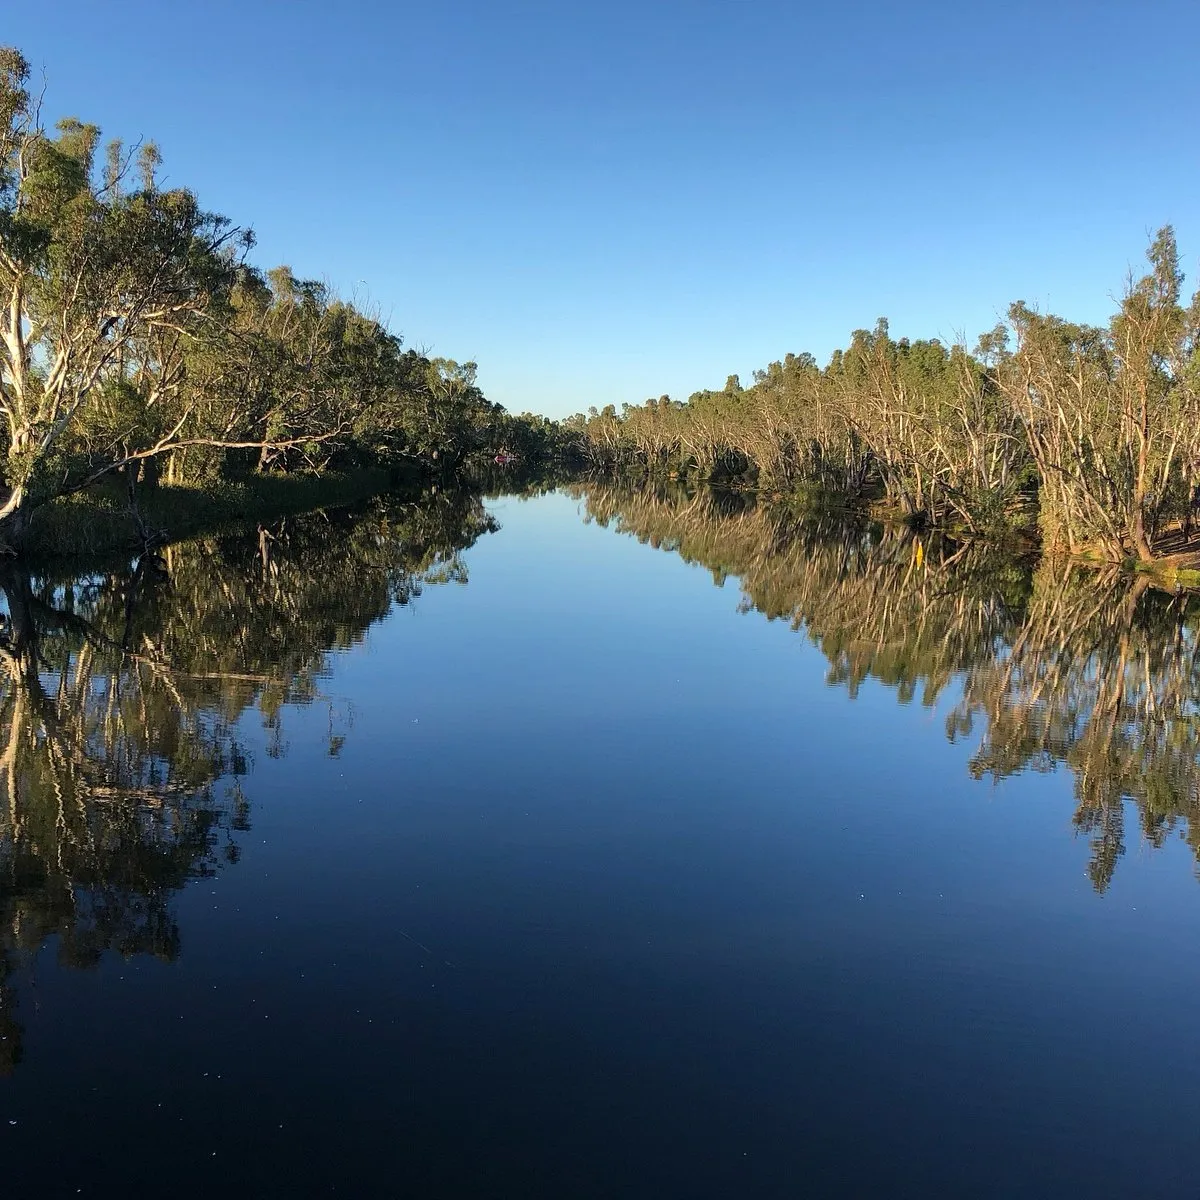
[577,469,1200,595]
[19,467,410,561]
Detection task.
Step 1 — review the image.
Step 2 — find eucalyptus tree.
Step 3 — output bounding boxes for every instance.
[0,48,261,543]
[572,228,1200,560]
[168,264,420,482]
[1002,228,1200,560]
[0,45,524,551]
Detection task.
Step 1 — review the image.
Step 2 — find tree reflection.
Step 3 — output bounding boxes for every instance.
[577,482,1200,893]
[954,567,1200,892]
[0,490,497,1073]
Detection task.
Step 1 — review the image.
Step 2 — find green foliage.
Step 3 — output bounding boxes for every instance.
[0,43,545,552]
[572,229,1200,562]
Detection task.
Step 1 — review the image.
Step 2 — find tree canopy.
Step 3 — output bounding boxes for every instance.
[0,46,543,551]
[568,231,1200,563]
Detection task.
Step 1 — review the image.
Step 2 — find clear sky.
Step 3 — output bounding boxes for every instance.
[6,0,1199,417]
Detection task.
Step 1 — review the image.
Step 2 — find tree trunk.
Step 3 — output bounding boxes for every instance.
[1131,505,1154,563]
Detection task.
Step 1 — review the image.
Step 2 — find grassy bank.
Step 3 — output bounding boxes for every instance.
[22,467,410,561]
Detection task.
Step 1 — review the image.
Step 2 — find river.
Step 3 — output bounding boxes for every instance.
[4,485,1200,1197]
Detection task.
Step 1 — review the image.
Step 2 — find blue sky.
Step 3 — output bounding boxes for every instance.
[7,0,1199,417]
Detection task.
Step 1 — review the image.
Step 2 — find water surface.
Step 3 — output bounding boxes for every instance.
[4,486,1200,1198]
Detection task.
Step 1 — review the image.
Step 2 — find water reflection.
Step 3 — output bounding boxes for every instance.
[0,491,497,1074]
[577,482,1200,893]
[956,567,1200,892]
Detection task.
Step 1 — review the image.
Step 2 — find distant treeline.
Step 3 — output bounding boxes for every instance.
[567,230,1200,563]
[0,46,569,551]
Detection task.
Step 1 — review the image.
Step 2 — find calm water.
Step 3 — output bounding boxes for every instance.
[5,485,1200,1198]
